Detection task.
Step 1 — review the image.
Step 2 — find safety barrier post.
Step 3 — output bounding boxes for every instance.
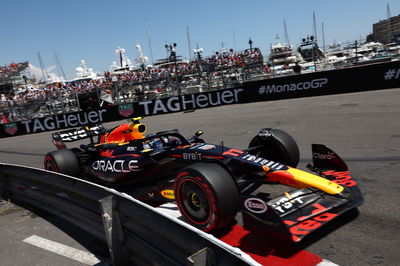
[99,195,128,266]
[187,247,216,265]
[0,172,7,200]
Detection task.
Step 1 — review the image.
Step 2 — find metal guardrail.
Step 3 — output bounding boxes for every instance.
[0,162,259,266]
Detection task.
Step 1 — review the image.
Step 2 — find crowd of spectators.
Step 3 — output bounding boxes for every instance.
[107,48,263,87]
[204,48,263,68]
[0,49,264,123]
[0,62,29,81]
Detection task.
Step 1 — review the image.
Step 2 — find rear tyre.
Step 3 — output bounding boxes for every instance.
[174,163,239,232]
[248,128,300,167]
[44,149,81,177]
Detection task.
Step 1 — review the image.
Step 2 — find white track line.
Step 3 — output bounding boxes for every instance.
[317,259,340,266]
[23,235,103,265]
[156,203,182,219]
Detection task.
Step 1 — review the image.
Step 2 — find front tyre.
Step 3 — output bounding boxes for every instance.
[174,163,239,232]
[44,149,81,177]
[249,128,300,167]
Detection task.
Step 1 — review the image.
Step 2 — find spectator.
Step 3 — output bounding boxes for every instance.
[1,48,264,121]
[293,62,302,74]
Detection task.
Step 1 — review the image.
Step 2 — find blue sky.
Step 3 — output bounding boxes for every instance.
[1,0,399,79]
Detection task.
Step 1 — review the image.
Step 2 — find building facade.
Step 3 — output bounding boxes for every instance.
[367,15,400,44]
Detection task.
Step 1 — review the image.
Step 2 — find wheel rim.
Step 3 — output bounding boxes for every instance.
[45,160,54,171]
[191,193,201,208]
[44,156,58,172]
[179,179,210,223]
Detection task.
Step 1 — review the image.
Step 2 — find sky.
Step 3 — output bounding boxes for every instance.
[1,0,400,80]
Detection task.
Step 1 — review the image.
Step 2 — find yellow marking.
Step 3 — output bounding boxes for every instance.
[285,191,300,204]
[287,168,344,195]
[161,190,175,199]
[262,165,270,172]
[128,117,143,123]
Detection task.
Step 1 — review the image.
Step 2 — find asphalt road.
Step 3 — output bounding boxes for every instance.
[1,88,399,265]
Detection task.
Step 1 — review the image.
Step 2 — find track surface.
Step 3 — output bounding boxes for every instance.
[1,88,399,265]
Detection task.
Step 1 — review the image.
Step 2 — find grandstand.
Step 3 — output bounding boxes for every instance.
[0,47,266,123]
[0,62,30,90]
[0,62,46,123]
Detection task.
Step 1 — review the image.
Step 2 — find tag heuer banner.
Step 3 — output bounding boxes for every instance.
[1,60,399,138]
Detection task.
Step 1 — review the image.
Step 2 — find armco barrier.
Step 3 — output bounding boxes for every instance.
[0,162,258,266]
[1,60,400,139]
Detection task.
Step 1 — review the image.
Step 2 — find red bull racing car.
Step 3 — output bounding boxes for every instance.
[44,117,363,242]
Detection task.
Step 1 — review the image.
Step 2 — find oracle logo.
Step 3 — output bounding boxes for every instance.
[244,198,268,213]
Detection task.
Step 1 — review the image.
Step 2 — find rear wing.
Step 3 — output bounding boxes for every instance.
[52,124,105,149]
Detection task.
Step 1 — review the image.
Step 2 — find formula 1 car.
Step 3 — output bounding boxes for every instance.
[44,117,363,242]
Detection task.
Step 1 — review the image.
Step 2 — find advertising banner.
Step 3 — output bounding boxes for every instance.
[243,60,400,101]
[1,60,400,138]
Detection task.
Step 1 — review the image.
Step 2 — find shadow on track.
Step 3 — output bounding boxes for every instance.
[0,150,43,157]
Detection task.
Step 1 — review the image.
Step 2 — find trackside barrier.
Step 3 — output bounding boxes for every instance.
[0,162,259,266]
[1,60,400,139]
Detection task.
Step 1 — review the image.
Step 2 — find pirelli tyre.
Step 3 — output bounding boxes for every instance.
[44,149,81,177]
[174,163,239,232]
[248,128,300,167]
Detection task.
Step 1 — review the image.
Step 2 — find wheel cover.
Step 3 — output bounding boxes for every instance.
[178,178,211,224]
